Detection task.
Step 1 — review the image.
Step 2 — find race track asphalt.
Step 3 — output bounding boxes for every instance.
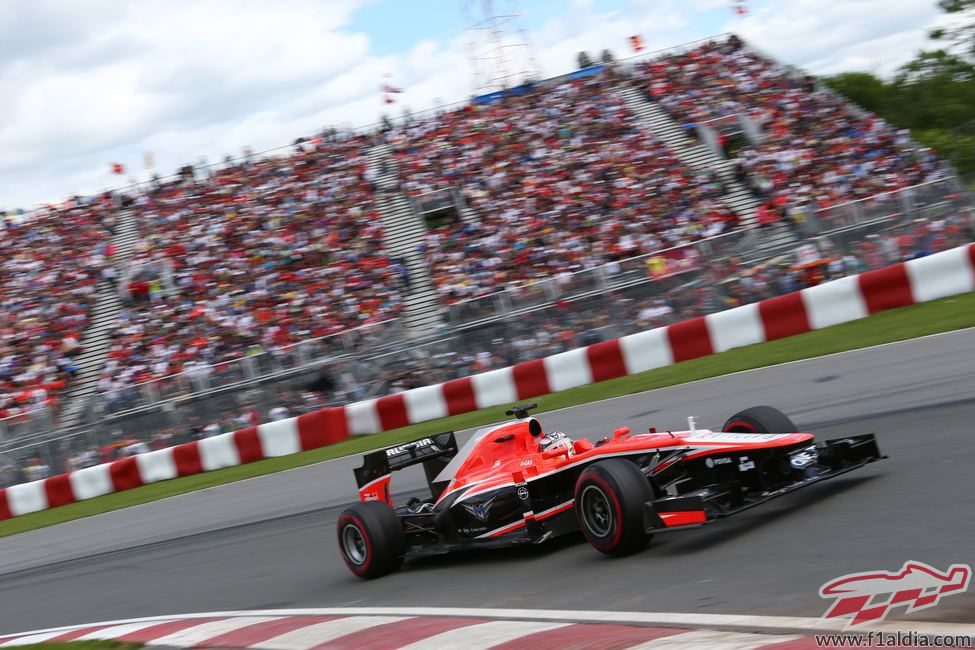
[1,328,973,633]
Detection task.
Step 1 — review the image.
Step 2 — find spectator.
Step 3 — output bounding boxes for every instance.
[93,133,406,396]
[632,36,948,224]
[391,69,741,304]
[268,405,290,421]
[0,194,115,420]
[22,456,51,482]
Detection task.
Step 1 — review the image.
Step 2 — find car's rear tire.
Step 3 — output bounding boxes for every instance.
[722,406,798,433]
[337,501,405,579]
[574,459,653,556]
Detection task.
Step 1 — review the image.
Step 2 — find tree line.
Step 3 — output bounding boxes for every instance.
[821,0,975,175]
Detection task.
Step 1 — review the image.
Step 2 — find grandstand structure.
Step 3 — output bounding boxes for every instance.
[365,144,445,333]
[617,86,765,238]
[55,210,141,428]
[0,34,970,482]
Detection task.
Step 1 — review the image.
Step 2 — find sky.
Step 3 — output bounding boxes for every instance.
[0,0,950,211]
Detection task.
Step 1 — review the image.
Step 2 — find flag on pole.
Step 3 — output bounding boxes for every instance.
[381,72,404,105]
[628,35,644,52]
[110,162,125,175]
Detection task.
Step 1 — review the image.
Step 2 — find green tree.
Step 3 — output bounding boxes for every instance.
[930,0,975,60]
[892,50,975,129]
[913,128,975,175]
[821,72,891,114]
[820,1,975,174]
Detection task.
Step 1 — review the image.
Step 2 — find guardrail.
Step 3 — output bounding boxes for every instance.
[2,241,972,511]
[446,229,751,326]
[408,187,465,216]
[5,213,972,479]
[0,407,56,445]
[2,175,967,458]
[88,317,408,417]
[0,318,408,442]
[806,177,965,234]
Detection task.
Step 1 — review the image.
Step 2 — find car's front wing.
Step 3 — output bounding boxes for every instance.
[645,433,886,533]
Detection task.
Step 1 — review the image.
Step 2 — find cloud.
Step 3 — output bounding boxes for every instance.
[0,1,116,72]
[0,0,946,210]
[727,0,941,76]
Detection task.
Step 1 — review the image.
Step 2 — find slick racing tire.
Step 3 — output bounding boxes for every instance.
[723,406,798,434]
[337,501,406,579]
[574,459,653,556]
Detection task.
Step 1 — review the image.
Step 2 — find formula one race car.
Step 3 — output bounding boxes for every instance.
[337,404,885,578]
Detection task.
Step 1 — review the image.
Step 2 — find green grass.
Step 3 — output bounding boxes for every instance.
[2,292,974,538]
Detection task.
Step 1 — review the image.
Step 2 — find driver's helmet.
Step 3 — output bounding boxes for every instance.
[539,430,575,457]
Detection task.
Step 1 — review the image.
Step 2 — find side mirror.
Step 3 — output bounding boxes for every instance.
[528,418,543,437]
[613,426,630,440]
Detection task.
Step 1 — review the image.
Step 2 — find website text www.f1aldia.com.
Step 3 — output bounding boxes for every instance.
[815,631,974,647]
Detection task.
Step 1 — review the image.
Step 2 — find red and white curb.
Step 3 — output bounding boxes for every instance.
[2,608,973,649]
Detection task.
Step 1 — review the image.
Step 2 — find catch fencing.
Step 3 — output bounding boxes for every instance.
[1,175,971,479]
[1,242,972,516]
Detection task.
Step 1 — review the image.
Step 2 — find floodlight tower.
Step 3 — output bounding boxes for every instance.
[462,0,541,96]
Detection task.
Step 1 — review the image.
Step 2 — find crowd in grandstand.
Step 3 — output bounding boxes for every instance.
[0,196,117,423]
[94,135,406,398]
[351,210,975,396]
[390,67,740,304]
[634,37,948,233]
[2,34,974,486]
[5,208,973,484]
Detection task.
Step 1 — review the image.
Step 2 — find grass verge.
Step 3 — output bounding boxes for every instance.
[2,292,974,538]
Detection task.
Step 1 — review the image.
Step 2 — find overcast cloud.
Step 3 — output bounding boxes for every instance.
[0,0,944,210]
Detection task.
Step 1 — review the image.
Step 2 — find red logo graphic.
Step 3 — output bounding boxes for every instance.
[819,561,971,627]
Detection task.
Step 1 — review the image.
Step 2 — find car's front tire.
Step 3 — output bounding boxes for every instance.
[574,459,653,556]
[337,501,405,579]
[722,405,798,434]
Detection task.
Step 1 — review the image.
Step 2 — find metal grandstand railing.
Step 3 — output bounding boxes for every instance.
[444,228,750,326]
[695,113,766,158]
[2,176,965,449]
[408,187,466,216]
[450,176,966,326]
[5,31,974,477]
[3,185,972,478]
[0,318,406,440]
[87,317,408,417]
[117,259,176,301]
[804,177,965,234]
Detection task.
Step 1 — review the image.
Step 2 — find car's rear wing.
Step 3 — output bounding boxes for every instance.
[354,432,459,504]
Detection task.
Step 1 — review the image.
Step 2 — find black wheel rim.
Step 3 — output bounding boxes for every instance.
[580,485,613,537]
[341,523,368,566]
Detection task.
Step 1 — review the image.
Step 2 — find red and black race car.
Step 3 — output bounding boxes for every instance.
[337,404,885,578]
